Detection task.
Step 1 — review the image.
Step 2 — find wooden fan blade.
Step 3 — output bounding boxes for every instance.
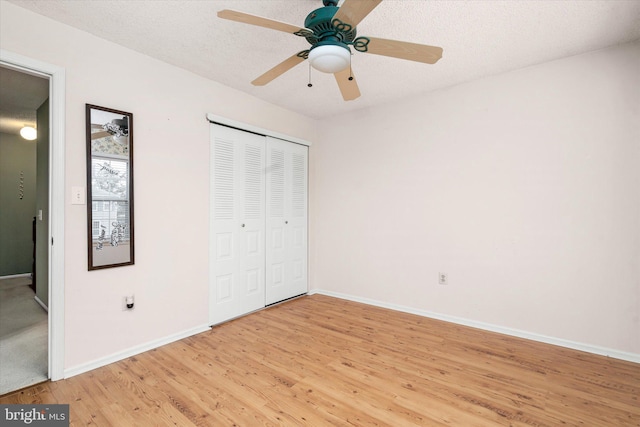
[333,0,383,27]
[252,52,307,86]
[334,68,360,101]
[91,130,111,140]
[365,37,443,64]
[218,9,308,35]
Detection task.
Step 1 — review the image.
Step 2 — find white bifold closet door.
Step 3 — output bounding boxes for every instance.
[210,124,266,325]
[265,137,308,305]
[209,125,308,325]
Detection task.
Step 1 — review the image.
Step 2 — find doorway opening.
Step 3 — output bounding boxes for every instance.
[0,50,66,392]
[0,66,49,394]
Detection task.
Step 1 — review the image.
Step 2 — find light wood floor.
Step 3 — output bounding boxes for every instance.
[2,294,639,426]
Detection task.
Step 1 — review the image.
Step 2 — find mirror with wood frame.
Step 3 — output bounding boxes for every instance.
[86,104,134,270]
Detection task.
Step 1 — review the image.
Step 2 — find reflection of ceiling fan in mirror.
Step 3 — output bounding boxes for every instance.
[90,125,111,141]
[218,0,443,101]
[90,117,129,140]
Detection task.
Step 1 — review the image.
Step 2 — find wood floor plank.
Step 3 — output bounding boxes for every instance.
[2,294,639,426]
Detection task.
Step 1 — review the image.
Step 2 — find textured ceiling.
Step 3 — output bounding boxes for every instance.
[4,0,640,120]
[0,66,48,135]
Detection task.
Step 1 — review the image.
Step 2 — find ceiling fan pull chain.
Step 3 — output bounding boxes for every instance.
[349,52,354,81]
[308,63,313,88]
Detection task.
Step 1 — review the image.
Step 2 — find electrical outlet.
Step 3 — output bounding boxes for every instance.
[438,272,448,285]
[123,295,135,310]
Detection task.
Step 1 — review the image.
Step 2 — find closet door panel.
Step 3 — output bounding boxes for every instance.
[211,136,236,309]
[266,137,308,305]
[239,141,265,301]
[266,142,286,300]
[288,145,308,298]
[210,125,265,325]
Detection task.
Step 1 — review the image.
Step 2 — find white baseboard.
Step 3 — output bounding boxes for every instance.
[0,273,31,280]
[63,324,211,379]
[34,295,48,312]
[309,289,640,364]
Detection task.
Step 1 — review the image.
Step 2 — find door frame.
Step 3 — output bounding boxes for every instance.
[1,49,65,381]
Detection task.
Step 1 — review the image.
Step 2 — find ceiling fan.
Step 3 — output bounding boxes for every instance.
[217,0,443,101]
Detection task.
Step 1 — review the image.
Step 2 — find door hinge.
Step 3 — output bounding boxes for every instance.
[51,237,54,245]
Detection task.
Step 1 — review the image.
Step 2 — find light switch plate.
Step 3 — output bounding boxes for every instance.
[71,186,85,205]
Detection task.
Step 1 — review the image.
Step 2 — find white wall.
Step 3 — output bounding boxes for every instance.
[313,41,640,356]
[0,1,317,372]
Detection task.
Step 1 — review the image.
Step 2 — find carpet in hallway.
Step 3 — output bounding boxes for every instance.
[0,277,48,395]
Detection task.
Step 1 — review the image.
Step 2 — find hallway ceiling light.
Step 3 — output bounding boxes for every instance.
[20,125,37,140]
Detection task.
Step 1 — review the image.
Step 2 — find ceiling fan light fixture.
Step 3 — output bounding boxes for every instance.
[308,44,350,73]
[20,125,37,141]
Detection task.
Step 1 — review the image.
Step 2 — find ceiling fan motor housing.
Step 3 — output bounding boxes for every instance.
[304,5,357,52]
